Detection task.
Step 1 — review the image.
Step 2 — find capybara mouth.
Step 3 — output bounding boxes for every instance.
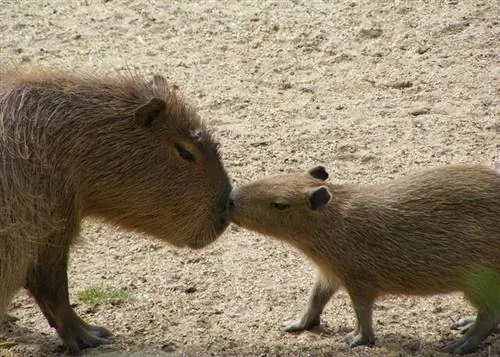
[185,235,216,249]
[217,216,230,232]
[185,216,229,249]
[228,215,240,226]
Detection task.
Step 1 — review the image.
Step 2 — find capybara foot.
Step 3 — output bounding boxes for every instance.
[60,321,113,355]
[347,332,375,348]
[451,316,500,335]
[451,317,477,335]
[443,338,479,355]
[282,317,320,332]
[444,314,499,355]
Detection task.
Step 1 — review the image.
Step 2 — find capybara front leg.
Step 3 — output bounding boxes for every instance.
[282,274,338,332]
[25,245,112,354]
[347,290,376,348]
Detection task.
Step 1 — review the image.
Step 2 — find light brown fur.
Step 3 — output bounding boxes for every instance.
[0,66,231,353]
[229,164,500,354]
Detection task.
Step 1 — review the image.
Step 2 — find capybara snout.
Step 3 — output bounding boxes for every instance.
[184,171,232,249]
[228,166,331,238]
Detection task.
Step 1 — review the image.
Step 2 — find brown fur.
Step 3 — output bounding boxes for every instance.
[229,165,500,354]
[0,66,231,353]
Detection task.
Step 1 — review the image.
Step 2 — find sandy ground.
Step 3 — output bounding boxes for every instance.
[0,0,499,356]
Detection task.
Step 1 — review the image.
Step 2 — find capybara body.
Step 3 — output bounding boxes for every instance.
[0,67,231,353]
[229,165,500,354]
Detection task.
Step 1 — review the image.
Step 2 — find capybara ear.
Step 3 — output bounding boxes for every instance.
[309,186,331,210]
[151,74,168,89]
[134,98,166,128]
[308,166,329,181]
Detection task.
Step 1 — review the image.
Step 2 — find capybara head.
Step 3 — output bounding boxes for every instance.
[1,68,232,249]
[229,166,331,240]
[82,74,232,249]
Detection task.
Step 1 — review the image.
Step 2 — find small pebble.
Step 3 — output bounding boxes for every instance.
[391,81,413,89]
[300,84,314,93]
[417,46,430,54]
[409,107,431,116]
[359,27,383,39]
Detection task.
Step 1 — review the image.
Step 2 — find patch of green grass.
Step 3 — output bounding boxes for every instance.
[77,285,133,307]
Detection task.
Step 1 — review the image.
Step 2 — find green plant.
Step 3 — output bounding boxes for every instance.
[77,285,133,307]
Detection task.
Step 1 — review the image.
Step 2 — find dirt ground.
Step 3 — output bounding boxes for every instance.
[0,0,499,356]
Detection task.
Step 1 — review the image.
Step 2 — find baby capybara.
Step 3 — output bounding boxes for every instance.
[228,165,500,354]
[0,67,231,353]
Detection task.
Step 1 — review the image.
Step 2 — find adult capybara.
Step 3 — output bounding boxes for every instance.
[0,66,231,353]
[228,165,500,354]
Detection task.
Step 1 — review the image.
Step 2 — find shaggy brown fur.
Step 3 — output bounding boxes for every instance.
[229,165,500,354]
[0,66,231,354]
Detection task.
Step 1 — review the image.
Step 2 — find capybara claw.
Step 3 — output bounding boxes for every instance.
[67,337,112,356]
[451,317,500,336]
[443,341,460,354]
[67,335,112,355]
[443,340,476,355]
[88,324,113,338]
[451,317,476,335]
[348,333,375,348]
[62,324,113,355]
[282,320,306,332]
[281,317,319,332]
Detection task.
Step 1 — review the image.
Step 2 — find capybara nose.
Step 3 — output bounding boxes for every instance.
[228,188,238,210]
[228,197,235,208]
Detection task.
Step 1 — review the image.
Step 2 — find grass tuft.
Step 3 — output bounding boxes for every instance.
[77,285,133,307]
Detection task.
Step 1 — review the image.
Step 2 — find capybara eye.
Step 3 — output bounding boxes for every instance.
[175,144,196,163]
[272,202,290,210]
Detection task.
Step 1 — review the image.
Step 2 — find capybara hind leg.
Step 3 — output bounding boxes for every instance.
[444,312,499,354]
[445,273,500,354]
[347,291,376,348]
[282,275,338,332]
[25,245,112,354]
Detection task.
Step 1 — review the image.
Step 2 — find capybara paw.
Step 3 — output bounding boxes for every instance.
[451,317,476,335]
[88,324,113,338]
[442,338,480,355]
[62,324,113,355]
[282,320,306,332]
[281,318,319,332]
[348,332,375,348]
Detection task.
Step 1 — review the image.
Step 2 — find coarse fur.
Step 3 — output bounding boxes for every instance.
[0,65,231,353]
[229,164,500,354]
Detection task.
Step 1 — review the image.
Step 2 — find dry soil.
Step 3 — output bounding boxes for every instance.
[0,1,499,356]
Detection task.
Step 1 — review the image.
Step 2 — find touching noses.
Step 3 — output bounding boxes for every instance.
[228,188,238,211]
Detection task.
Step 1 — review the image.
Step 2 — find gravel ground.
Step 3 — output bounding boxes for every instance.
[0,1,498,356]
